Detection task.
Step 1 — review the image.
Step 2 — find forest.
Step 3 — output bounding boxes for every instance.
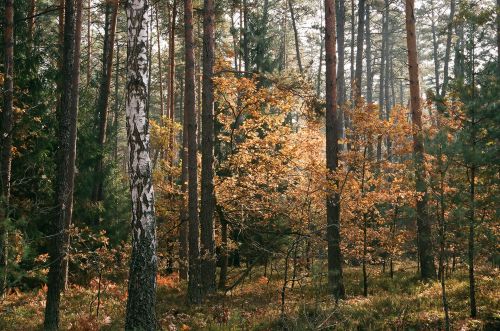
[0,0,498,330]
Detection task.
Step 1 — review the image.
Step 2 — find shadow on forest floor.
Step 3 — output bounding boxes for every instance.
[0,262,498,330]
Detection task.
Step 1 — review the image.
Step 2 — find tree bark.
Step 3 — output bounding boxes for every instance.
[124,1,158,329]
[325,0,345,300]
[185,0,202,305]
[336,0,345,143]
[155,5,165,118]
[353,0,365,103]
[441,0,456,98]
[288,0,303,73]
[28,0,36,42]
[44,0,83,329]
[0,0,14,299]
[179,78,189,281]
[200,0,217,295]
[86,0,91,86]
[430,0,440,96]
[377,0,388,162]
[217,206,228,290]
[91,0,119,208]
[167,0,177,177]
[365,2,372,104]
[405,0,436,280]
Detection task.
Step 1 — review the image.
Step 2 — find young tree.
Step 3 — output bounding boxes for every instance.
[185,0,202,304]
[200,0,216,294]
[405,0,436,280]
[124,1,158,328]
[44,0,84,328]
[325,0,345,300]
[0,0,14,298]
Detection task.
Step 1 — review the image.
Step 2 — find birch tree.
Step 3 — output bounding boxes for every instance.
[124,0,158,328]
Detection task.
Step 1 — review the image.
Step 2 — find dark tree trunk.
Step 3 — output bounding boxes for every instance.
[431,0,440,96]
[92,0,119,208]
[336,0,345,144]
[405,0,436,280]
[365,2,372,104]
[86,0,91,86]
[44,0,83,329]
[179,81,189,281]
[124,1,158,329]
[28,0,36,42]
[200,0,217,295]
[155,5,165,118]
[325,0,345,300]
[243,0,250,73]
[441,0,455,98]
[0,0,14,299]
[353,0,365,103]
[377,0,388,162]
[217,206,228,290]
[185,0,202,305]
[168,0,177,177]
[288,0,303,73]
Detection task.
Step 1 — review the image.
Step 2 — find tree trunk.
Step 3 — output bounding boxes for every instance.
[441,0,456,98]
[325,0,345,300]
[185,0,202,305]
[217,206,228,290]
[124,1,158,329]
[200,0,216,295]
[86,0,91,86]
[28,0,36,42]
[431,0,440,96]
[155,5,165,118]
[0,0,14,299]
[405,0,436,280]
[91,0,119,208]
[439,170,450,331]
[179,82,189,281]
[353,0,365,103]
[288,0,303,73]
[243,0,250,73]
[365,2,372,104]
[168,0,177,178]
[44,0,83,329]
[377,0,388,162]
[336,0,345,144]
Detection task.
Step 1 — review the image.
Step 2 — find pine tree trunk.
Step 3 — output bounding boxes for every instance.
[365,3,372,104]
[124,1,158,329]
[243,0,250,73]
[44,0,83,328]
[155,5,165,118]
[92,0,119,208]
[431,0,440,96]
[179,84,189,281]
[405,0,436,280]
[288,0,303,73]
[441,0,456,98]
[168,0,177,177]
[86,0,91,86]
[353,0,365,103]
[377,0,388,162]
[185,0,202,305]
[325,0,345,300]
[336,0,345,144]
[217,206,228,290]
[200,0,217,295]
[28,0,36,42]
[0,0,14,299]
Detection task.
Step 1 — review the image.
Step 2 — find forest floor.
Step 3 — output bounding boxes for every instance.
[0,262,498,330]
